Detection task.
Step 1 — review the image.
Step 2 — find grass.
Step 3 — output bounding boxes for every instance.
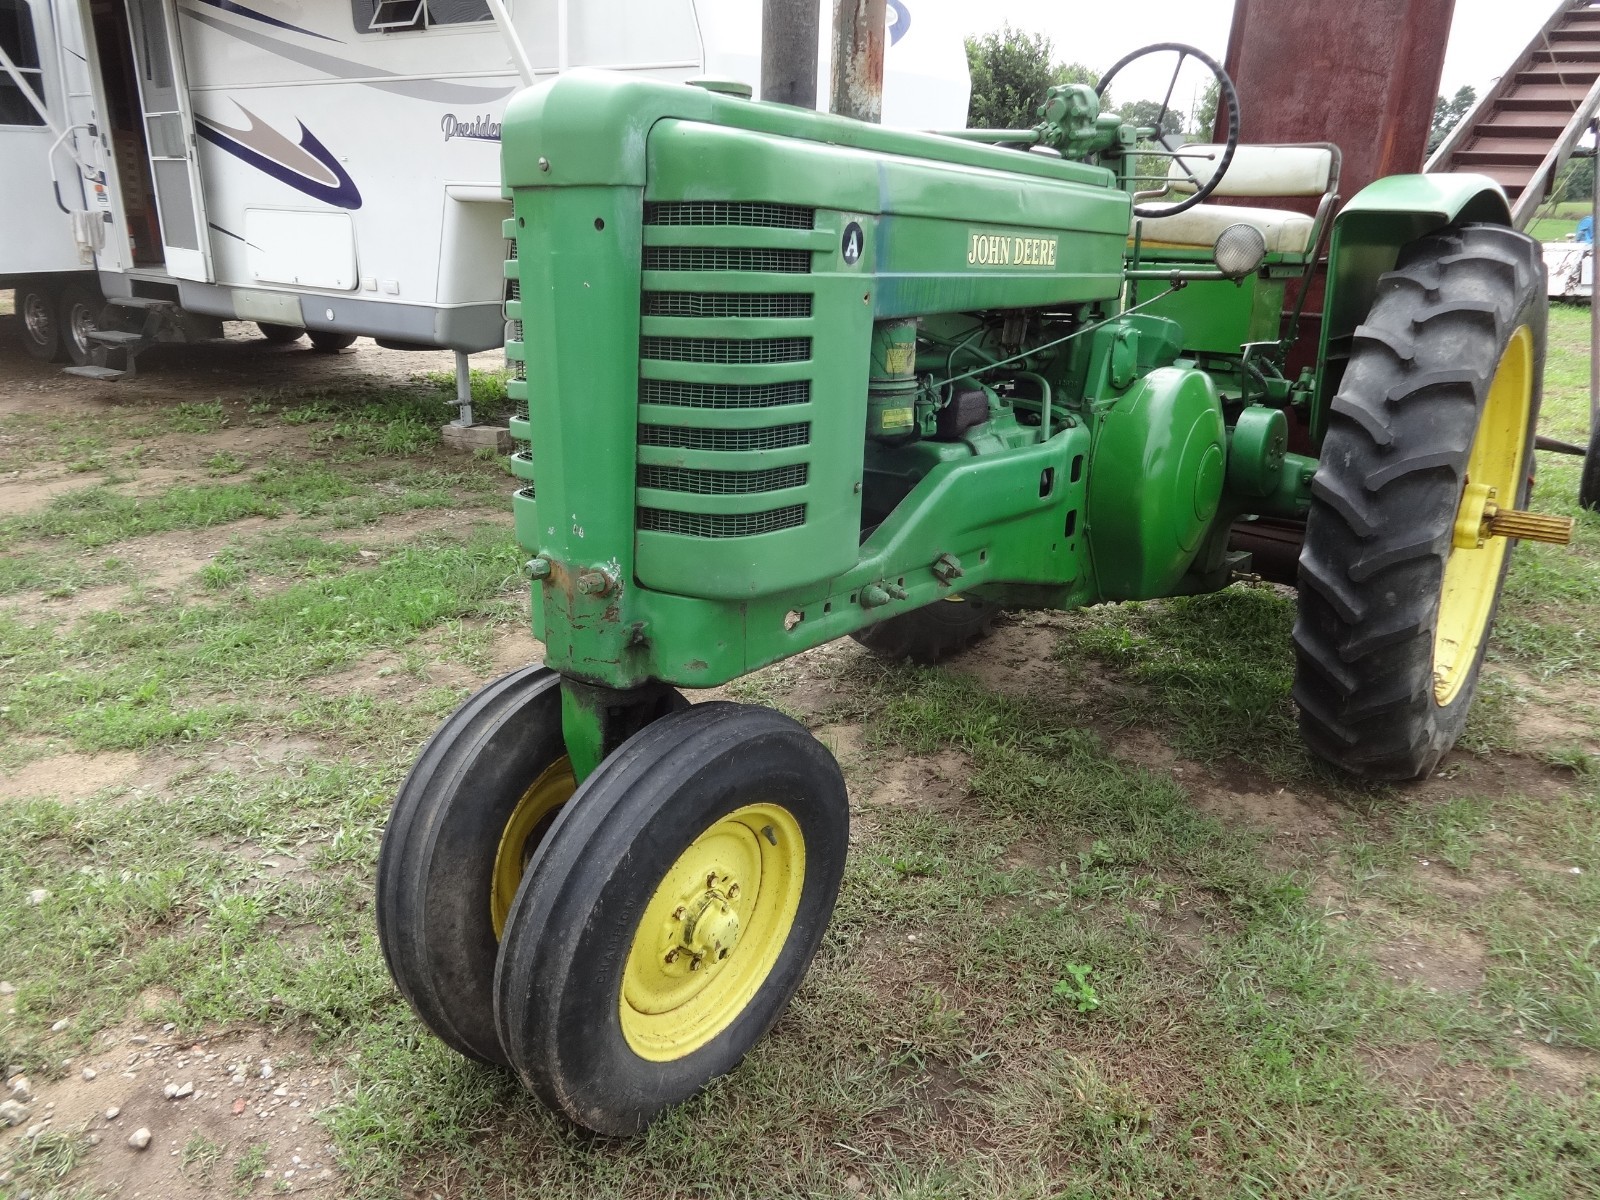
[1,318,1597,1199]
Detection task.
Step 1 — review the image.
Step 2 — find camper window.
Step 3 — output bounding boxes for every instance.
[353,0,493,33]
[0,0,46,126]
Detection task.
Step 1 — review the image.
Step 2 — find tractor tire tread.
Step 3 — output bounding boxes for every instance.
[1293,223,1545,781]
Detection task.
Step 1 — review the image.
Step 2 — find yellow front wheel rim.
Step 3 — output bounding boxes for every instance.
[619,802,805,1062]
[1432,325,1533,706]
[490,757,576,939]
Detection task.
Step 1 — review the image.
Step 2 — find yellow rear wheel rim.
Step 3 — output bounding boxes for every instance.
[1432,325,1533,706]
[619,802,805,1062]
[490,757,575,939]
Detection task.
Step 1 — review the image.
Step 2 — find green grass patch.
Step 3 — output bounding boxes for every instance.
[0,527,522,750]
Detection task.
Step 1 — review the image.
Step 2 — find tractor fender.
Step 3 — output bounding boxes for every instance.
[1311,173,1513,444]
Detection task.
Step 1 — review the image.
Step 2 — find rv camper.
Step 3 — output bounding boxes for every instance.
[0,1,970,388]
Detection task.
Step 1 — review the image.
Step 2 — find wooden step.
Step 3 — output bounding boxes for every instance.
[1530,48,1600,64]
[62,365,126,381]
[1498,94,1588,112]
[1461,137,1559,158]
[1481,110,1578,132]
[1502,83,1594,103]
[1474,120,1571,139]
[1449,162,1539,189]
[1517,66,1600,85]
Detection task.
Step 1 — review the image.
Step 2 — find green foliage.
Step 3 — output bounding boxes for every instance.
[1117,99,1182,139]
[1428,85,1477,154]
[964,25,1097,131]
[1052,963,1102,1013]
[1553,154,1595,206]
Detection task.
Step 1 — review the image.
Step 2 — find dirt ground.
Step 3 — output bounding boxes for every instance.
[1,310,1596,1200]
[0,322,501,1199]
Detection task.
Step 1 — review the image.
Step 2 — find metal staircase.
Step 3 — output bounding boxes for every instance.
[1427,0,1600,228]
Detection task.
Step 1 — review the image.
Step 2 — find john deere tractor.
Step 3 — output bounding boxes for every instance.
[376,46,1575,1135]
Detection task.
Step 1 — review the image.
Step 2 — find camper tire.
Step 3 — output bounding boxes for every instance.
[309,331,359,353]
[257,323,305,345]
[17,282,63,362]
[57,281,104,367]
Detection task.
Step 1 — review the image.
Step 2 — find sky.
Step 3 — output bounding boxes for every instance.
[961,0,1551,103]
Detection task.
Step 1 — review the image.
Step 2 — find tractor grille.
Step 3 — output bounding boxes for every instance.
[643,292,813,319]
[640,336,810,365]
[639,379,810,409]
[638,463,808,495]
[642,246,812,273]
[639,505,807,538]
[635,199,820,559]
[645,201,814,229]
[639,423,810,452]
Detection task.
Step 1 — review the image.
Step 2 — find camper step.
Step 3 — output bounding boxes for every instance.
[104,296,179,311]
[85,329,150,347]
[63,365,127,381]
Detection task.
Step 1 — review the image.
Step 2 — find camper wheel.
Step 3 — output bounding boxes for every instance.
[309,331,359,353]
[57,281,104,367]
[257,322,305,345]
[17,282,63,362]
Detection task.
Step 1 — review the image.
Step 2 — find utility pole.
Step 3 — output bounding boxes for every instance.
[761,0,820,108]
[829,0,886,123]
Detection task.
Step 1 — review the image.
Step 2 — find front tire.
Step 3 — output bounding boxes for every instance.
[375,665,576,1065]
[1294,223,1545,781]
[493,702,849,1135]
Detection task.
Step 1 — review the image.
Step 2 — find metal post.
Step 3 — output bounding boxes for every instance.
[761,0,820,107]
[1589,122,1599,457]
[454,350,473,428]
[829,0,885,123]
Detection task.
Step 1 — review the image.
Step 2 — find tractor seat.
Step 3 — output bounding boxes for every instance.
[1132,143,1338,259]
[1139,204,1316,255]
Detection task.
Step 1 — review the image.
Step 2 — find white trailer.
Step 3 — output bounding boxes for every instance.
[0,0,970,389]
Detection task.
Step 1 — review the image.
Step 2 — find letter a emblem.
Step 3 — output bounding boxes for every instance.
[841,221,864,265]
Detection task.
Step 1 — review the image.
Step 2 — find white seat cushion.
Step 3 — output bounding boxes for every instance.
[1137,203,1316,256]
[1167,144,1334,198]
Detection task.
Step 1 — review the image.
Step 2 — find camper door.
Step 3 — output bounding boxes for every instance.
[124,0,210,280]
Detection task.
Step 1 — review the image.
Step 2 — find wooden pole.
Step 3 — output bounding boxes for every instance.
[761,0,820,108]
[829,0,885,123]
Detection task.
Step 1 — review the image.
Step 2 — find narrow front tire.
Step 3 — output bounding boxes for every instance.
[493,702,849,1135]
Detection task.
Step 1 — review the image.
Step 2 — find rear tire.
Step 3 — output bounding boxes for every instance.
[308,331,358,353]
[1293,223,1545,781]
[850,595,999,664]
[17,283,63,361]
[257,322,305,345]
[1581,421,1600,511]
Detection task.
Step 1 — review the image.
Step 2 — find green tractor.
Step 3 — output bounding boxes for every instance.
[376,46,1575,1135]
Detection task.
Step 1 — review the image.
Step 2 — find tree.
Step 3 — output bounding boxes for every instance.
[1554,154,1595,204]
[965,25,1098,130]
[1193,79,1220,139]
[1117,99,1184,139]
[1428,85,1477,154]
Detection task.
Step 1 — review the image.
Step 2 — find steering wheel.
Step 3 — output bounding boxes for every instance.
[1096,42,1241,218]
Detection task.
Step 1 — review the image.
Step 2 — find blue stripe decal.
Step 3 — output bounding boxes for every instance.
[192,0,340,43]
[197,121,363,210]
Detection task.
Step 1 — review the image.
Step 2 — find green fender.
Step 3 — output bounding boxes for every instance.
[1311,173,1512,444]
